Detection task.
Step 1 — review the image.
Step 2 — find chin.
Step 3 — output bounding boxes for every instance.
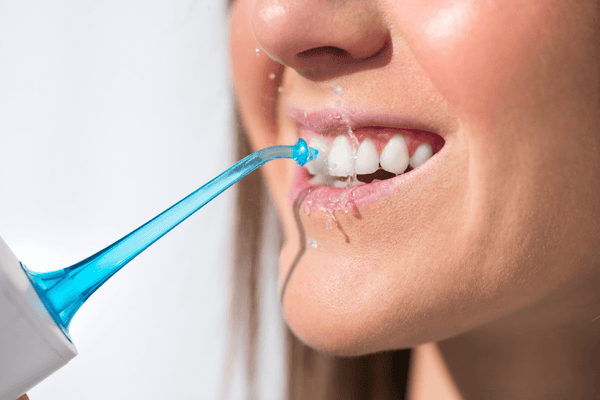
[277,154,479,356]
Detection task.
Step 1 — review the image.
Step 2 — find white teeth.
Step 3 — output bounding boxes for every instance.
[409,143,433,169]
[307,133,436,186]
[305,137,330,176]
[327,135,355,177]
[379,134,409,174]
[355,138,379,175]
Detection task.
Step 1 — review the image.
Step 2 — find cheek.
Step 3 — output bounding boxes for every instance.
[391,0,597,123]
[391,0,600,262]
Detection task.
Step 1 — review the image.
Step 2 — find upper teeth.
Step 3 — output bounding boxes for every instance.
[327,135,356,177]
[409,143,434,168]
[379,134,409,174]
[305,134,433,184]
[355,138,379,174]
[305,136,329,176]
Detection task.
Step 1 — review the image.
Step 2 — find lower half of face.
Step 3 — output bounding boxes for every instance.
[231,0,600,355]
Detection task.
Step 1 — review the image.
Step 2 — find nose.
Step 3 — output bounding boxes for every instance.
[252,0,390,80]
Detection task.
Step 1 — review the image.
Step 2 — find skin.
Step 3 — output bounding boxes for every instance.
[230,0,600,398]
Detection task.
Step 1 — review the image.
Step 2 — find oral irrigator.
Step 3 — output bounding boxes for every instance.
[0,139,317,400]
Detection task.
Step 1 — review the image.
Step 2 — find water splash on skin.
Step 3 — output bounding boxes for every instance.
[278,86,284,93]
[269,73,276,80]
[339,189,362,218]
[339,186,357,212]
[281,184,353,303]
[331,85,343,95]
[325,208,334,230]
[255,47,260,57]
[307,238,321,249]
[324,209,350,243]
[339,187,349,209]
[303,204,310,216]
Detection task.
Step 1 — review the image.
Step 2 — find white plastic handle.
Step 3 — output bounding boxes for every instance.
[0,237,77,400]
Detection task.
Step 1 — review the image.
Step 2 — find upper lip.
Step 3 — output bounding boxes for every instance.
[287,106,456,138]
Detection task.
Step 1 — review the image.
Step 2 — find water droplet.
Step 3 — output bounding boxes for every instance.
[325,210,334,230]
[335,100,341,107]
[303,111,308,118]
[308,238,319,249]
[332,86,343,95]
[278,86,284,93]
[269,72,276,80]
[303,205,310,216]
[345,126,359,152]
[340,188,350,209]
[255,48,260,57]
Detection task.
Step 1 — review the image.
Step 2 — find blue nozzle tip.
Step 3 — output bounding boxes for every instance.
[292,138,318,166]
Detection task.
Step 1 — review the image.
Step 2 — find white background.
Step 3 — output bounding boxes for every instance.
[0,1,284,399]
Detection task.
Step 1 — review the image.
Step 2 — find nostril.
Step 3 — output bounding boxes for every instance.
[298,46,351,60]
[251,0,390,80]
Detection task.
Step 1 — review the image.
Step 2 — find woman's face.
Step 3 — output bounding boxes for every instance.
[230,0,600,355]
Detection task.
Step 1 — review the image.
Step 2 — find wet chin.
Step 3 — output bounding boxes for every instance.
[279,199,469,356]
[282,249,406,356]
[278,193,571,357]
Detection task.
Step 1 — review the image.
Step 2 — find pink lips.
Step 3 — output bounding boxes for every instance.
[287,108,449,211]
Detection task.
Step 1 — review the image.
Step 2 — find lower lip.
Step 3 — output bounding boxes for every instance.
[288,140,451,211]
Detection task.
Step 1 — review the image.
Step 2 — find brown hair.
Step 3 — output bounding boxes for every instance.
[231,108,412,399]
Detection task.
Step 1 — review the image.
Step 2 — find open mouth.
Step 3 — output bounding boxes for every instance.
[287,108,450,210]
[303,128,445,188]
